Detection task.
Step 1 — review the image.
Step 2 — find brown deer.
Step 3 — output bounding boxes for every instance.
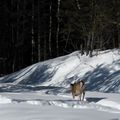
[70,80,85,101]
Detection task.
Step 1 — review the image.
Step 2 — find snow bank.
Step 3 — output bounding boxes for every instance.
[25,99,120,113]
[0,49,120,93]
[0,95,11,104]
[97,99,120,110]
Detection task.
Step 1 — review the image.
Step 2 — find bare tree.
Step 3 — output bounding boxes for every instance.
[49,1,52,57]
[56,0,61,56]
[38,0,41,61]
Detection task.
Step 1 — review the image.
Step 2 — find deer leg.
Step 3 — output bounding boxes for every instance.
[72,92,75,99]
[79,93,81,101]
[82,91,85,101]
[73,95,75,99]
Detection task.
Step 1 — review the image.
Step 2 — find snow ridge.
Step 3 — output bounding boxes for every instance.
[0,49,120,93]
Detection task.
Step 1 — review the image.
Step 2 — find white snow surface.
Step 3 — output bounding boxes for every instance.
[0,92,120,120]
[0,95,11,104]
[0,49,120,93]
[0,49,120,120]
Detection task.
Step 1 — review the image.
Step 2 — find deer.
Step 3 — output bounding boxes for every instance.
[70,80,85,101]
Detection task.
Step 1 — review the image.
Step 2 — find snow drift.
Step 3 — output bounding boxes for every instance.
[0,95,11,104]
[0,49,120,93]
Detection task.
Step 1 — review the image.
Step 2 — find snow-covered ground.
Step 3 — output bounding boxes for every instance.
[0,49,120,120]
[0,92,120,120]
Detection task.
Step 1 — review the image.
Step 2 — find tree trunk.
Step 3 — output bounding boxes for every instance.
[75,0,80,10]
[37,0,41,61]
[49,1,52,57]
[86,33,91,56]
[56,0,61,56]
[31,0,35,63]
[44,32,47,60]
[90,32,94,57]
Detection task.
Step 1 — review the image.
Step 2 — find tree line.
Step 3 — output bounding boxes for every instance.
[0,0,120,76]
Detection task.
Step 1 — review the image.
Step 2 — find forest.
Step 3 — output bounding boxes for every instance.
[0,0,120,76]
